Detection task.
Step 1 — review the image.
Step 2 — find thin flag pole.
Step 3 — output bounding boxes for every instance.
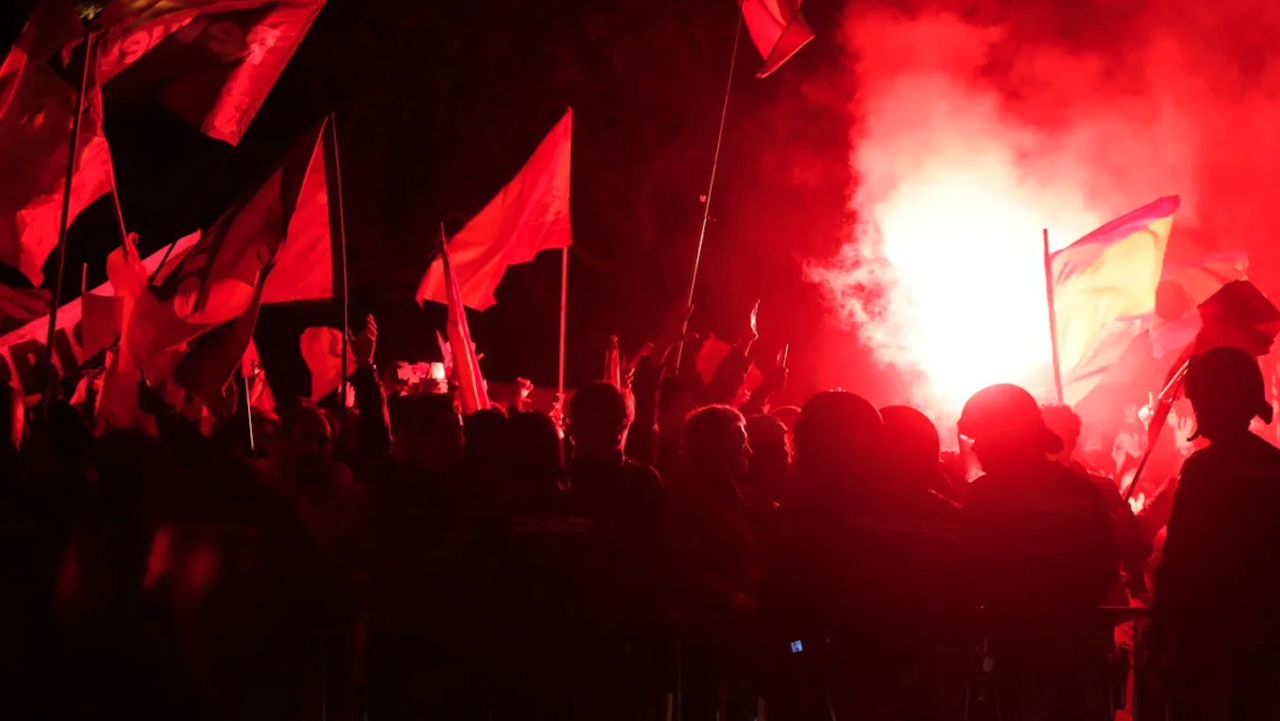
[43,29,96,416]
[673,12,744,370]
[1043,228,1065,405]
[558,247,569,398]
[243,371,255,453]
[324,114,351,406]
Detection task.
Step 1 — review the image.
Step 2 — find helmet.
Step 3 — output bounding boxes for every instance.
[1184,347,1272,431]
[959,384,1063,454]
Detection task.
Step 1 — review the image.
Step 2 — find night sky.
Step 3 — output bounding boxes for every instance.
[0,0,865,404]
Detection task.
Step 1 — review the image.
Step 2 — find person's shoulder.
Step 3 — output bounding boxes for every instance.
[621,457,663,490]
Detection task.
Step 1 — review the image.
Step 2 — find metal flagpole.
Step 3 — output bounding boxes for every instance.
[558,247,568,398]
[672,12,744,370]
[324,114,351,406]
[1043,228,1065,405]
[43,29,96,416]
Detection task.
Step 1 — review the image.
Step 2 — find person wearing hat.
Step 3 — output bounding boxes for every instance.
[1152,347,1280,720]
[959,384,1118,720]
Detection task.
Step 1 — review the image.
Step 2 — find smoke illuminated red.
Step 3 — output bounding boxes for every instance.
[806,7,1208,421]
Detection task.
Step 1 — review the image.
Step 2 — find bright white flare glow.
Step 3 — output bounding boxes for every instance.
[807,43,1104,420]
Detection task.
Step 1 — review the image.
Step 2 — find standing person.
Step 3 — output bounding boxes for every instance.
[959,384,1118,721]
[663,404,759,721]
[1043,404,1152,601]
[1152,347,1280,721]
[487,382,663,720]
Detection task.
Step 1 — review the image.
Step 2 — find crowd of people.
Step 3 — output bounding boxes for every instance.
[1,307,1278,721]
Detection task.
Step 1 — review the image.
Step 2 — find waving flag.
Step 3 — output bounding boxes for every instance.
[299,326,354,401]
[0,231,199,399]
[139,118,328,361]
[1051,196,1179,405]
[740,0,815,78]
[442,245,490,415]
[417,110,572,311]
[88,0,327,145]
[0,0,115,285]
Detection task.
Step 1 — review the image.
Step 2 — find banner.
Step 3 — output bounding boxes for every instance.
[0,232,198,397]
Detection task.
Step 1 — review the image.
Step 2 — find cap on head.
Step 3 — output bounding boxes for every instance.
[959,384,1063,454]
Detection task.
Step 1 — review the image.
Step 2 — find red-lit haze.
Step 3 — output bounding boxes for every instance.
[806,4,1226,422]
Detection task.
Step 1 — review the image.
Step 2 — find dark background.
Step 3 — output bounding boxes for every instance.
[0,0,866,404]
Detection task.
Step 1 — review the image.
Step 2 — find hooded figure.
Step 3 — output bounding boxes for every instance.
[1154,347,1280,721]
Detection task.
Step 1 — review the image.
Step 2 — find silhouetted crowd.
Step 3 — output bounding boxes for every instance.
[2,319,1279,721]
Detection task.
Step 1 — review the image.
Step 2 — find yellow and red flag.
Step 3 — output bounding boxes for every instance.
[1051,196,1179,405]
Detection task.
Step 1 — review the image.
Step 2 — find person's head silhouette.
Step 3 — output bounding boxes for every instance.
[880,405,941,477]
[793,391,882,482]
[959,384,1062,472]
[1184,346,1273,442]
[683,405,751,489]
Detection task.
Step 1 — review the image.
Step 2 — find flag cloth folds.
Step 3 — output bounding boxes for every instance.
[442,245,490,415]
[1051,196,1179,405]
[139,118,328,361]
[299,326,354,401]
[417,110,573,311]
[740,0,815,79]
[89,0,327,145]
[173,265,271,415]
[0,0,115,285]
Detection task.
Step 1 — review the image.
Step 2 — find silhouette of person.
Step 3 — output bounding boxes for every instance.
[1153,347,1280,721]
[959,384,1117,721]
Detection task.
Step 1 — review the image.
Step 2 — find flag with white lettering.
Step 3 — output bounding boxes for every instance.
[88,0,327,145]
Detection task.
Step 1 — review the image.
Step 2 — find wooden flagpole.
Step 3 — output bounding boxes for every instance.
[43,29,96,416]
[324,114,351,407]
[559,247,569,398]
[1043,228,1065,405]
[673,12,744,370]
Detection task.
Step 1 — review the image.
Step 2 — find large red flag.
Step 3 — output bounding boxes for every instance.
[0,0,115,285]
[417,110,573,311]
[442,245,490,415]
[740,0,815,79]
[88,0,326,145]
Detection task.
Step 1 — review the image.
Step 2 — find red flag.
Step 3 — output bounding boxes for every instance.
[442,245,490,415]
[299,326,354,401]
[172,263,271,415]
[740,0,815,79]
[90,0,327,145]
[138,118,328,360]
[241,340,275,412]
[0,0,115,285]
[417,110,573,311]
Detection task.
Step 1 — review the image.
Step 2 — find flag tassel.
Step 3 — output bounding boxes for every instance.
[43,28,97,415]
[324,114,351,405]
[674,12,743,370]
[1043,228,1065,405]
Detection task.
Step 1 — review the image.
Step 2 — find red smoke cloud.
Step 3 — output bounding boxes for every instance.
[807,0,1280,421]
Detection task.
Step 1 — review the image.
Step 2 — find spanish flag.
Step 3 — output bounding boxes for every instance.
[1051,196,1179,404]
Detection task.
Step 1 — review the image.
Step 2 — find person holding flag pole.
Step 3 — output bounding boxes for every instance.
[673,0,814,369]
